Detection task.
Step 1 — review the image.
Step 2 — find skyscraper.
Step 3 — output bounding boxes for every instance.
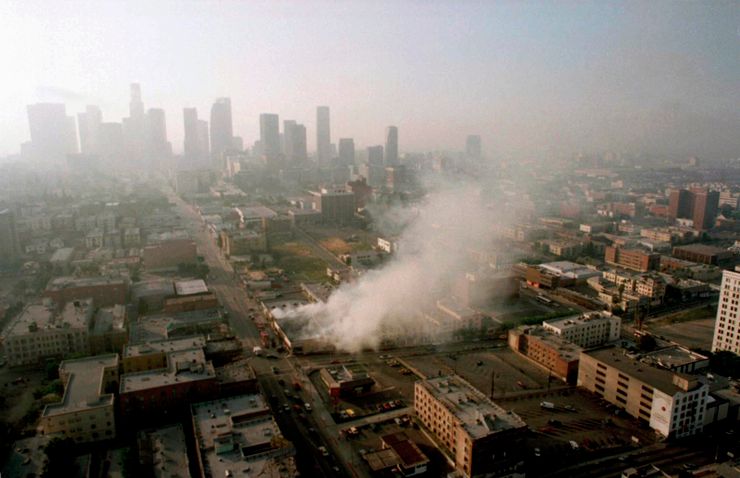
[338,138,355,166]
[385,126,399,166]
[123,83,147,164]
[667,188,719,231]
[291,124,307,162]
[183,107,200,161]
[210,98,233,163]
[367,145,384,166]
[197,120,209,159]
[26,103,78,164]
[0,209,20,263]
[283,120,297,160]
[146,108,171,158]
[259,113,280,162]
[129,83,145,120]
[316,106,331,164]
[77,105,102,155]
[466,135,482,159]
[712,269,740,354]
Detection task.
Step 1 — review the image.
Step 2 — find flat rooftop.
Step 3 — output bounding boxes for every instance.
[92,305,126,335]
[129,309,223,343]
[140,424,190,478]
[120,348,215,393]
[544,312,615,331]
[43,354,118,416]
[521,326,583,361]
[418,376,526,440]
[673,243,731,256]
[192,394,295,478]
[123,335,206,358]
[6,299,93,337]
[585,346,699,395]
[46,276,126,291]
[174,279,209,296]
[641,345,708,370]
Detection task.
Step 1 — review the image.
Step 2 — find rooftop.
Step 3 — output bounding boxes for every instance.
[123,335,206,358]
[92,305,126,335]
[50,247,75,263]
[120,348,215,393]
[673,243,731,256]
[381,432,429,468]
[518,326,583,362]
[46,276,126,291]
[585,346,703,395]
[544,312,616,331]
[418,375,526,439]
[6,299,94,337]
[192,395,295,478]
[641,345,709,371]
[174,279,209,296]
[43,354,118,416]
[140,424,190,478]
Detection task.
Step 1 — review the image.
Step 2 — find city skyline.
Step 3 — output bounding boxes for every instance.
[1,1,739,159]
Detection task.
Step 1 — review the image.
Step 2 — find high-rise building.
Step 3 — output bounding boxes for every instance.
[286,123,307,163]
[129,83,145,120]
[283,120,297,160]
[385,126,399,166]
[367,145,384,166]
[210,98,233,163]
[26,103,78,163]
[197,120,209,159]
[98,122,124,164]
[146,108,171,159]
[77,105,102,155]
[466,135,482,159]
[259,113,280,161]
[0,209,21,263]
[338,138,355,166]
[317,188,356,225]
[667,188,719,231]
[712,269,740,355]
[316,106,331,164]
[183,108,201,161]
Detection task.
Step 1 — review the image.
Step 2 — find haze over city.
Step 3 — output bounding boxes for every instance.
[1,2,740,478]
[1,0,739,159]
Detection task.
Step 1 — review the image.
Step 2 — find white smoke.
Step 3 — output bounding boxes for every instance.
[278,172,514,352]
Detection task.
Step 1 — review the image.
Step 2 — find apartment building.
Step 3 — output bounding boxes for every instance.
[191,394,296,478]
[39,354,119,443]
[542,312,621,348]
[712,269,740,354]
[604,246,660,272]
[44,276,128,307]
[578,346,708,438]
[415,376,527,477]
[4,299,94,366]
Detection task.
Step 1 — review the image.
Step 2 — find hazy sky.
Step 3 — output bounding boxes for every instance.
[1,0,738,158]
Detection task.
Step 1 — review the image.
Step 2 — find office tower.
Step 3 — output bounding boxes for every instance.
[0,209,21,263]
[98,123,124,163]
[466,135,482,158]
[338,138,355,166]
[316,106,331,164]
[232,136,244,151]
[385,126,399,166]
[283,120,297,160]
[667,188,719,231]
[291,124,307,162]
[318,188,356,225]
[77,105,102,155]
[259,113,280,161]
[197,120,209,159]
[183,108,200,160]
[691,189,719,231]
[210,98,233,162]
[129,83,145,120]
[366,145,385,187]
[26,103,78,163]
[712,269,740,354]
[668,189,693,219]
[367,145,384,165]
[146,108,171,158]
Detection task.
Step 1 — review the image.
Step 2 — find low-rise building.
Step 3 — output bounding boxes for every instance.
[191,394,296,478]
[89,304,127,355]
[508,326,582,384]
[605,246,660,272]
[3,300,94,366]
[39,354,119,443]
[542,312,621,348]
[163,279,219,313]
[44,276,128,307]
[578,346,708,438]
[320,364,375,398]
[672,244,734,267]
[142,239,197,270]
[137,424,190,478]
[414,375,527,478]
